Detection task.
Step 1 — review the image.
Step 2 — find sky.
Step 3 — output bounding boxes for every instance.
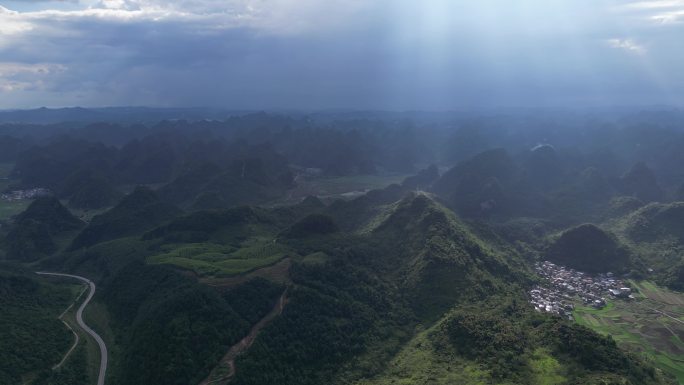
[0,0,683,110]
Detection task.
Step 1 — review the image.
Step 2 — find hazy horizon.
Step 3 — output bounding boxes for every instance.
[1,104,683,115]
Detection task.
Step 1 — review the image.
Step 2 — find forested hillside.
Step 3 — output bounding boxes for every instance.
[2,110,684,384]
[0,267,75,384]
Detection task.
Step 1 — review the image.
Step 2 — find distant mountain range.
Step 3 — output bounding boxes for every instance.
[0,107,254,124]
[1,106,683,125]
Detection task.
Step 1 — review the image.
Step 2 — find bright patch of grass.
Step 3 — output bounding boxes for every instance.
[301,252,329,266]
[148,240,290,277]
[529,349,566,385]
[0,200,29,220]
[354,327,490,385]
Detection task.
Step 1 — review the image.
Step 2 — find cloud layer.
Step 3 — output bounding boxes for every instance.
[0,0,683,109]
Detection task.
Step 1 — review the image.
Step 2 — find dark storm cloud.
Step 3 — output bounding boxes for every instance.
[0,0,683,109]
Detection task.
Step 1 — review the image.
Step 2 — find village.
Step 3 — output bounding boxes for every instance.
[1,188,51,202]
[529,261,633,319]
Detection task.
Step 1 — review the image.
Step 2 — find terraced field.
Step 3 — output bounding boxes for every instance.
[573,281,684,383]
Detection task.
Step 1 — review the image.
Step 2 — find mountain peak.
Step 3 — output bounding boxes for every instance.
[15,196,83,233]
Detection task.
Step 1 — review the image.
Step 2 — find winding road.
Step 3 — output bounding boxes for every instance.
[36,272,108,385]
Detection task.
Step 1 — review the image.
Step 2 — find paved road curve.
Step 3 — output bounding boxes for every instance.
[36,272,108,385]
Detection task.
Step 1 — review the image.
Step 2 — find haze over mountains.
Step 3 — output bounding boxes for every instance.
[2,0,684,384]
[1,107,684,384]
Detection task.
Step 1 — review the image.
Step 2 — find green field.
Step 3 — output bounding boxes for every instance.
[147,238,290,277]
[0,199,29,220]
[573,281,684,383]
[0,163,31,220]
[271,174,410,205]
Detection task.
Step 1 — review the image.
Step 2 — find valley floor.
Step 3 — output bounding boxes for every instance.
[574,280,684,383]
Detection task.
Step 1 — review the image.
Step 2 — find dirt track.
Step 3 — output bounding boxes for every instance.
[200,288,288,385]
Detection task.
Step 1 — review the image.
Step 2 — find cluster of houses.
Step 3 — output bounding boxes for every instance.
[1,188,51,201]
[529,261,633,319]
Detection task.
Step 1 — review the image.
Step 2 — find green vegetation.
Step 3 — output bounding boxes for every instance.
[140,205,299,277]
[0,162,29,220]
[326,184,405,232]
[31,345,92,385]
[46,237,152,283]
[621,162,665,203]
[609,202,684,289]
[282,213,339,238]
[32,280,92,385]
[0,199,29,220]
[355,326,492,385]
[13,196,84,233]
[0,268,78,384]
[0,162,13,178]
[6,219,58,261]
[158,160,292,210]
[101,263,284,385]
[232,251,413,385]
[281,174,409,203]
[148,240,288,276]
[301,251,330,265]
[5,116,684,385]
[371,193,525,320]
[574,281,684,383]
[3,197,84,261]
[547,224,629,274]
[83,301,117,384]
[0,178,675,385]
[432,148,515,217]
[442,296,660,384]
[529,349,566,385]
[358,295,664,385]
[61,169,122,210]
[69,186,181,250]
[224,194,667,385]
[32,346,89,385]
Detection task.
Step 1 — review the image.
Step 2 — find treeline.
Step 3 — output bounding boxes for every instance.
[100,262,284,385]
[442,295,663,384]
[232,243,414,385]
[0,270,74,383]
[32,346,88,385]
[4,197,84,261]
